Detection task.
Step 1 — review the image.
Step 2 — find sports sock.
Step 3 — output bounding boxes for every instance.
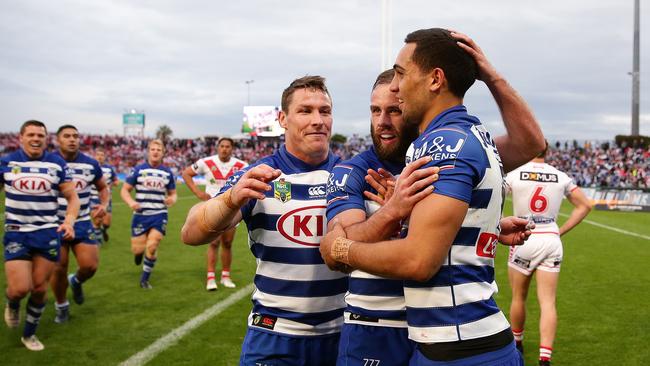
[140,256,157,283]
[539,346,553,362]
[513,328,524,348]
[70,273,85,285]
[55,301,70,309]
[6,294,20,311]
[207,272,216,280]
[221,270,231,279]
[23,298,45,338]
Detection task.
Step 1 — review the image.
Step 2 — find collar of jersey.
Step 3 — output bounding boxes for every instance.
[277,145,339,173]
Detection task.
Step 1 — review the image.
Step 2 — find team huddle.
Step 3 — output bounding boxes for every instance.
[2,28,591,365]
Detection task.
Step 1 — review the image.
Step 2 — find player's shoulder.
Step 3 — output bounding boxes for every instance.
[408,122,485,167]
[337,149,377,172]
[1,150,22,164]
[42,151,68,167]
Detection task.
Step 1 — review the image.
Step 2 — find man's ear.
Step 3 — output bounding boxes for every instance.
[278,110,288,129]
[429,68,446,93]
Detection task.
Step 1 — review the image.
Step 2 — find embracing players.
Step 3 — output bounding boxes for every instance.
[89,147,119,243]
[182,137,247,291]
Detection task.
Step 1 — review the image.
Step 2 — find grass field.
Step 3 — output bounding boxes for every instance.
[1,184,649,365]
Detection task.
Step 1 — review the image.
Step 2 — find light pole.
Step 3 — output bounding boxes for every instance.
[245,80,255,106]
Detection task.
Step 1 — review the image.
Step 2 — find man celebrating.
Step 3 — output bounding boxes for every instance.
[182,137,247,291]
[121,139,177,289]
[51,125,110,323]
[321,28,540,365]
[182,76,346,365]
[2,120,79,351]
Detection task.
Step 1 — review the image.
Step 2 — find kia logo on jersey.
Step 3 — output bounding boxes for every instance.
[476,232,498,258]
[143,177,165,190]
[12,176,52,195]
[277,205,326,246]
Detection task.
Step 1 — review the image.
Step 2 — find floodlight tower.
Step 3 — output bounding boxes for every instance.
[381,0,393,71]
[631,0,640,135]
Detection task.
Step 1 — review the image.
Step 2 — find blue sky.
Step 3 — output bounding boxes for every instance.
[1,0,648,140]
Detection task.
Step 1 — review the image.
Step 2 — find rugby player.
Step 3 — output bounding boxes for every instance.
[321,28,541,365]
[505,142,592,366]
[120,139,177,289]
[182,76,345,365]
[2,120,79,351]
[89,147,119,243]
[51,125,110,323]
[325,31,543,365]
[182,137,247,291]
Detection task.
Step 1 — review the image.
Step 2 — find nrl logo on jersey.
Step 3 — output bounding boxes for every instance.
[11,166,21,175]
[274,178,291,203]
[520,171,558,183]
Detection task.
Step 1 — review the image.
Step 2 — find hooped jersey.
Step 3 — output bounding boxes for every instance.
[403,105,510,343]
[220,145,347,337]
[1,149,72,232]
[90,164,118,200]
[56,152,104,223]
[125,162,175,216]
[192,155,247,197]
[506,161,577,233]
[326,147,408,327]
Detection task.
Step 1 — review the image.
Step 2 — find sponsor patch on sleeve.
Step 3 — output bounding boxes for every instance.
[406,128,467,171]
[326,165,353,204]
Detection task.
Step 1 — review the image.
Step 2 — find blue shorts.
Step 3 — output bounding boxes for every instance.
[3,227,61,262]
[337,323,414,366]
[239,327,340,366]
[409,341,522,366]
[63,220,100,245]
[131,213,168,237]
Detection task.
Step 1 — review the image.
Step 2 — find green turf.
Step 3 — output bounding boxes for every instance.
[1,186,649,365]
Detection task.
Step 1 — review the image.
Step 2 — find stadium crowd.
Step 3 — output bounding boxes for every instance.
[0,132,647,188]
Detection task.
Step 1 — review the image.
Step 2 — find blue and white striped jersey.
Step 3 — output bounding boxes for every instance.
[326,147,408,327]
[125,162,175,216]
[90,164,117,200]
[1,149,72,232]
[221,145,347,336]
[403,105,510,343]
[55,152,103,223]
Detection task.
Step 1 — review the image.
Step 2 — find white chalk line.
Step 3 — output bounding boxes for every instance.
[119,283,254,366]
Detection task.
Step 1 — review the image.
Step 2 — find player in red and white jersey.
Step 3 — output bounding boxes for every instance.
[182,137,247,291]
[505,142,592,366]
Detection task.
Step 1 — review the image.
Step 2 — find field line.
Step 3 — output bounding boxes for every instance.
[556,212,650,240]
[119,283,254,366]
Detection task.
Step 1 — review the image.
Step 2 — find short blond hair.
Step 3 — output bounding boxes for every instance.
[148,139,165,152]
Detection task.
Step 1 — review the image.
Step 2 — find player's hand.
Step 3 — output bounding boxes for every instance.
[129,202,141,212]
[91,205,107,219]
[57,222,75,241]
[449,29,501,84]
[364,168,396,206]
[198,191,211,201]
[498,216,534,246]
[319,220,353,274]
[164,197,176,207]
[230,164,282,207]
[382,156,439,220]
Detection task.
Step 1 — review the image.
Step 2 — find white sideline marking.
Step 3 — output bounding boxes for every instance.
[557,212,650,241]
[119,283,254,366]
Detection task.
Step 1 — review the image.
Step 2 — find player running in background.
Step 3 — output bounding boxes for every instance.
[182,76,346,366]
[121,139,177,289]
[2,120,79,351]
[505,142,592,366]
[51,125,110,323]
[89,147,119,243]
[182,137,247,291]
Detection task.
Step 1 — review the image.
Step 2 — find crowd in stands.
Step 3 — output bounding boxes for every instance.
[1,132,648,189]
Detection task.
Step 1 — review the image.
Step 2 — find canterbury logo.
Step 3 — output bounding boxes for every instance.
[308,186,326,196]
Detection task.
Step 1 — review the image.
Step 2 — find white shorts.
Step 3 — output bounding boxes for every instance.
[508,232,563,276]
